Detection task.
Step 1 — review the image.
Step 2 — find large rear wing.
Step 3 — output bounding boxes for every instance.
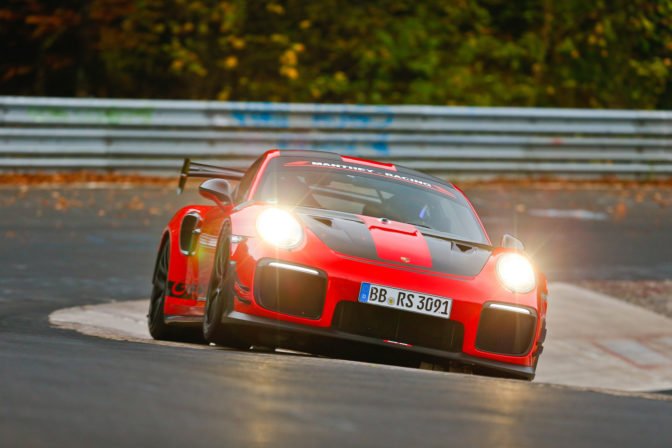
[177,158,245,194]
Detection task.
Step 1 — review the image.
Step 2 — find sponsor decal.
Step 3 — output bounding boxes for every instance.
[383,171,431,188]
[167,281,207,299]
[310,161,378,174]
[283,160,455,197]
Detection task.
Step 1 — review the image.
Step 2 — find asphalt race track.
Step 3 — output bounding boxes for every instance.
[1,184,671,447]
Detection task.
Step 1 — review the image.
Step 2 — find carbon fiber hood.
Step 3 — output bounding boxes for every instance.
[296,208,492,277]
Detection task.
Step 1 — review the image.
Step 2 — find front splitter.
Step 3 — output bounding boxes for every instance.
[222,310,536,380]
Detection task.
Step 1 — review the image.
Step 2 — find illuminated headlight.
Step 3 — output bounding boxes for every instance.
[256,208,303,249]
[496,253,536,293]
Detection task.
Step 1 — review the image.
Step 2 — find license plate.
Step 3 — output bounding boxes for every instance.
[358,282,452,319]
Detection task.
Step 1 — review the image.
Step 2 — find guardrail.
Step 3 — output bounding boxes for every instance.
[2,96,671,176]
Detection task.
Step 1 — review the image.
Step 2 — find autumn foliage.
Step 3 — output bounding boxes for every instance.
[3,0,672,108]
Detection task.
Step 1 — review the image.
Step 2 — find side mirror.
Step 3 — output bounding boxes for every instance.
[500,234,525,252]
[199,179,233,205]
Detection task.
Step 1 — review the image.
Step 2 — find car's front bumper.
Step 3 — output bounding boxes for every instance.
[222,309,536,380]
[228,226,543,377]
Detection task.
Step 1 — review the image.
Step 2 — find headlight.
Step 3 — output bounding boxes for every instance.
[496,253,536,293]
[256,208,303,248]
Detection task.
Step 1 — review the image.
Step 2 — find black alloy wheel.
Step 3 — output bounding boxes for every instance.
[203,224,250,350]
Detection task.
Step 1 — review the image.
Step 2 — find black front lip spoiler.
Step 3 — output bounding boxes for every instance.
[222,310,536,380]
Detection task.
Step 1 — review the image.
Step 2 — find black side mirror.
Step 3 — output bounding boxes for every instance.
[500,234,525,251]
[199,179,233,205]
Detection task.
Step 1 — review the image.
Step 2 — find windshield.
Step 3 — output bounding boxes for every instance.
[254,156,488,244]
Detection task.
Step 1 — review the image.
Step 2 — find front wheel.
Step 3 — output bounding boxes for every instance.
[203,225,250,350]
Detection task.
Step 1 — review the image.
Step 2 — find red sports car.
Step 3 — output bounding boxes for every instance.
[148,149,548,379]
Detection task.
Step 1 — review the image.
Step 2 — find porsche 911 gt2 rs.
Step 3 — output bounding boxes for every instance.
[148,149,548,379]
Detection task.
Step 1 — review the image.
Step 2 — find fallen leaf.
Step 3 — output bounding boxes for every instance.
[612,202,627,221]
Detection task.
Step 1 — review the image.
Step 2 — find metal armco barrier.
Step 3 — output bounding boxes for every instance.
[2,96,672,176]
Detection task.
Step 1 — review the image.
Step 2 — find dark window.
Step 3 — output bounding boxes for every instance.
[254,156,488,244]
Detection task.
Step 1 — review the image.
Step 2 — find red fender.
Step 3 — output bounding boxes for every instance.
[160,205,214,317]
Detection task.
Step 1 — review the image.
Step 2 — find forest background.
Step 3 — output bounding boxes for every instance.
[3,0,672,109]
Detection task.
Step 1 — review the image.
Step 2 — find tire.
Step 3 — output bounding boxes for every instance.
[202,223,250,350]
[148,240,177,340]
[148,240,203,342]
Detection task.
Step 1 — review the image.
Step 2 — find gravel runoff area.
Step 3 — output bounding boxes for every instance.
[576,280,672,319]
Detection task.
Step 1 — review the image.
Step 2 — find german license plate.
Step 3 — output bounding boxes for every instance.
[358,282,452,319]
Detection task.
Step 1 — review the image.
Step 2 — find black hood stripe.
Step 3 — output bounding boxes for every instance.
[297,208,491,278]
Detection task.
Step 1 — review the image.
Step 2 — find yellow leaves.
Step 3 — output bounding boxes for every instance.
[571,49,580,59]
[216,1,236,23]
[334,71,347,83]
[230,37,245,49]
[271,34,288,44]
[280,49,297,66]
[640,17,655,33]
[188,1,206,13]
[546,85,555,95]
[170,44,207,77]
[267,3,285,15]
[224,55,238,69]
[665,58,671,67]
[286,68,299,79]
[183,22,194,33]
[280,66,299,80]
[279,44,303,80]
[217,88,230,101]
[192,65,207,77]
[300,20,311,29]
